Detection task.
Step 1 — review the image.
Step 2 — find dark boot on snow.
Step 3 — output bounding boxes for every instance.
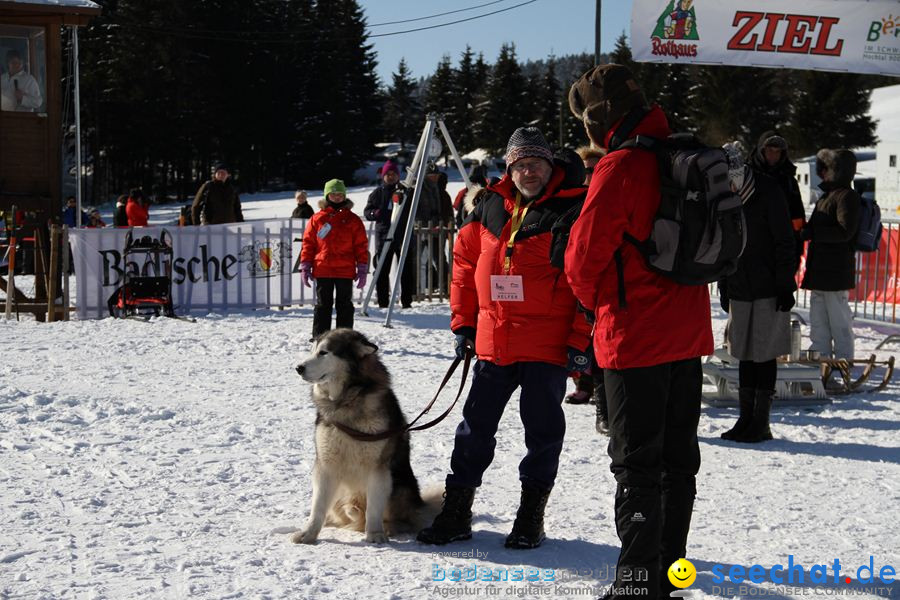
[734,389,774,443]
[720,387,755,440]
[417,485,475,545]
[504,482,551,549]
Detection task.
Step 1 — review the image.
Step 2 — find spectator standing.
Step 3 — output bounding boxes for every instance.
[291,190,314,219]
[801,149,861,360]
[113,195,128,227]
[300,179,369,339]
[417,127,591,550]
[126,188,149,227]
[749,131,806,270]
[565,64,713,599]
[192,164,244,225]
[61,196,88,228]
[363,160,415,308]
[717,142,796,444]
[86,209,106,228]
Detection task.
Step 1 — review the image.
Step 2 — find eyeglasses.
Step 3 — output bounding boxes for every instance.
[510,159,547,174]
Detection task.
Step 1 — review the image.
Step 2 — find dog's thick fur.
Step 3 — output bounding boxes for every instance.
[293,329,439,544]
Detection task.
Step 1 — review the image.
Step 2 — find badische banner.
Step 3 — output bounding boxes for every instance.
[630,0,900,77]
[69,220,311,319]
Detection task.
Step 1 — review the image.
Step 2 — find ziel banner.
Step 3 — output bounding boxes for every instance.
[69,220,309,319]
[631,0,900,76]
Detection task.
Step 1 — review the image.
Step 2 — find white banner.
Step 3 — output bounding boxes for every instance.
[631,0,900,76]
[69,220,313,319]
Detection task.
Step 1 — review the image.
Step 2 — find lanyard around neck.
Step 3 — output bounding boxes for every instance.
[503,192,530,273]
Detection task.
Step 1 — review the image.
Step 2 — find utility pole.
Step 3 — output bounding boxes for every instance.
[594,0,602,65]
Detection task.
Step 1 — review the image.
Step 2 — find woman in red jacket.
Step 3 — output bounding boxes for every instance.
[125,188,149,227]
[299,179,369,339]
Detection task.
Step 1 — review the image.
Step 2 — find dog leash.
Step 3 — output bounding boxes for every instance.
[330,350,473,442]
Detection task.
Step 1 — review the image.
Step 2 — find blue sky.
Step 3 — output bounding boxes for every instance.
[358,0,634,83]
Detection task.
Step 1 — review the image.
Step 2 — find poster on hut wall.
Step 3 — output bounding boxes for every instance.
[68,220,308,319]
[631,0,900,77]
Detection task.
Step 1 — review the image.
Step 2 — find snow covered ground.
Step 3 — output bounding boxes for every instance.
[2,191,899,600]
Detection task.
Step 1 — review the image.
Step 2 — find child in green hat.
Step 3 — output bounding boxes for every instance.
[299,179,369,338]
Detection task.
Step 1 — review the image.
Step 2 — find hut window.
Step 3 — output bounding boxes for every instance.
[1,25,46,113]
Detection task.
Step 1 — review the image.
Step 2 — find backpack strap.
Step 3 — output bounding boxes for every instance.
[608,107,652,151]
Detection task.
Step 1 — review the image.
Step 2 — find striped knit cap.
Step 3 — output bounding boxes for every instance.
[504,127,553,173]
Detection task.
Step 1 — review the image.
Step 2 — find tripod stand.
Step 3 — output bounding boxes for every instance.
[362,114,471,327]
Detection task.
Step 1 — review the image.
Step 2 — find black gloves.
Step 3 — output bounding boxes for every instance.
[720,294,730,314]
[567,346,592,373]
[453,327,476,360]
[776,291,796,312]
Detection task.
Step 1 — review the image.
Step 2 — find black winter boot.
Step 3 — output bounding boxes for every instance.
[417,485,475,545]
[734,389,774,443]
[720,387,755,440]
[611,484,661,599]
[659,475,697,600]
[504,483,551,549]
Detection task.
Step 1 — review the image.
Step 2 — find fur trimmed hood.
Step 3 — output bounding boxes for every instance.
[816,148,856,187]
[463,184,485,215]
[318,198,355,210]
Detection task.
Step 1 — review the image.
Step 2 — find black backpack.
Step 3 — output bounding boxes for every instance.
[616,133,747,286]
[855,194,883,253]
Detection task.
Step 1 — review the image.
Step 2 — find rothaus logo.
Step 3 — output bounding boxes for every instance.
[99,242,292,287]
[650,0,699,59]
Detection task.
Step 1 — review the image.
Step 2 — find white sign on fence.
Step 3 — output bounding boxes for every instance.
[631,0,900,76]
[69,220,310,319]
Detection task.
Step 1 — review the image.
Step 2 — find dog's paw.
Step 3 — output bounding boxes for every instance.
[291,529,319,544]
[365,531,388,544]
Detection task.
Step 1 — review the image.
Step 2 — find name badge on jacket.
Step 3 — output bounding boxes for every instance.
[490,275,524,302]
[317,223,332,238]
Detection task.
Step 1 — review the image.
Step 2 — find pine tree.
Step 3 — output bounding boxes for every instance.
[384,59,423,150]
[476,44,529,153]
[534,60,562,147]
[687,66,790,147]
[784,71,877,157]
[425,55,456,122]
[452,46,482,153]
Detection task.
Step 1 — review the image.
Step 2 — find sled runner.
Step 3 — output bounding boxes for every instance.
[107,229,176,319]
[702,348,829,407]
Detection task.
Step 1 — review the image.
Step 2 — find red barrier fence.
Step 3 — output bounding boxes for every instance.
[796,219,900,323]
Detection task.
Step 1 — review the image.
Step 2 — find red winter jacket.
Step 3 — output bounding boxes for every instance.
[564,105,713,369]
[451,167,592,367]
[300,200,369,279]
[126,197,149,227]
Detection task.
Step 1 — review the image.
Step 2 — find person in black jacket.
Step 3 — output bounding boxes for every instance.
[801,149,861,361]
[718,142,796,443]
[290,190,314,219]
[749,131,806,271]
[363,160,415,308]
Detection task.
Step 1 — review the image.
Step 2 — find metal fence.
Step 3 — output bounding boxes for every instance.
[795,216,900,323]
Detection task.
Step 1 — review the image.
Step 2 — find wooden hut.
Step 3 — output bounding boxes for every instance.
[0,0,99,222]
[0,0,99,320]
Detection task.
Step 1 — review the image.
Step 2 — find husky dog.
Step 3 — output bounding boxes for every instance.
[293,328,437,544]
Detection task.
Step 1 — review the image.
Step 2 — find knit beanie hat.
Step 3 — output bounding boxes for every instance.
[504,127,553,172]
[568,64,647,148]
[381,160,399,176]
[324,178,347,197]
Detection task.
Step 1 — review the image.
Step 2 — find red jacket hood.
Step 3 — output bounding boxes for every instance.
[603,104,671,149]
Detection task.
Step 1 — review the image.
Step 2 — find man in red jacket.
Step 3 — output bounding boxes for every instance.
[417,127,592,550]
[565,65,713,599]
